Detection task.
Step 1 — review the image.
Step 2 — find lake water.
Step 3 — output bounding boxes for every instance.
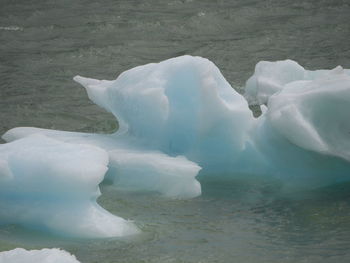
[1,0,350,262]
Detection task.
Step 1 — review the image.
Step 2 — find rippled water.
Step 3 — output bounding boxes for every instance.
[1,0,350,262]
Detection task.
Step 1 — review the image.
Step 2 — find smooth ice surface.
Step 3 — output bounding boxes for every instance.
[267,71,350,162]
[107,149,201,199]
[3,128,202,199]
[0,248,80,263]
[244,59,350,105]
[0,135,138,238]
[243,59,350,162]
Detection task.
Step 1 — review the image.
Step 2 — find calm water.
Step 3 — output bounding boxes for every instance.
[1,0,350,262]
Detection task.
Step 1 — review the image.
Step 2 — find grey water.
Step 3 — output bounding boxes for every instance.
[1,0,350,262]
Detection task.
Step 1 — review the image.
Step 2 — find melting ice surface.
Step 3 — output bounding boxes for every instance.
[1,55,350,238]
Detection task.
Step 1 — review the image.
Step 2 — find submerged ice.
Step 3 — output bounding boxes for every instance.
[1,55,350,238]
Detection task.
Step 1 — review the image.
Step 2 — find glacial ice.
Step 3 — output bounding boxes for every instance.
[0,248,80,263]
[1,55,350,238]
[0,135,138,238]
[5,56,255,174]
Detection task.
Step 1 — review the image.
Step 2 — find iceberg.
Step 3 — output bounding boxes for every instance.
[0,248,80,263]
[1,55,350,237]
[3,128,202,199]
[4,56,256,174]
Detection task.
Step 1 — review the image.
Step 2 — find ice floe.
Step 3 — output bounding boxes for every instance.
[1,55,350,238]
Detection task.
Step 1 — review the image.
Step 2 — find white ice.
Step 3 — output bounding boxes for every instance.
[5,56,254,174]
[266,70,350,162]
[0,248,80,263]
[0,135,138,238]
[243,59,350,162]
[2,55,350,237]
[244,59,350,105]
[3,128,202,199]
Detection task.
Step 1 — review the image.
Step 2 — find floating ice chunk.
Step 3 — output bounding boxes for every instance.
[4,55,254,197]
[0,135,138,238]
[2,55,350,198]
[244,59,350,105]
[74,55,350,188]
[0,248,80,263]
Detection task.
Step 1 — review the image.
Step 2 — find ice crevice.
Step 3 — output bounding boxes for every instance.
[1,55,350,238]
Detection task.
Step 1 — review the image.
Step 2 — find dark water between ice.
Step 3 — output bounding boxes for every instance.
[1,0,350,262]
